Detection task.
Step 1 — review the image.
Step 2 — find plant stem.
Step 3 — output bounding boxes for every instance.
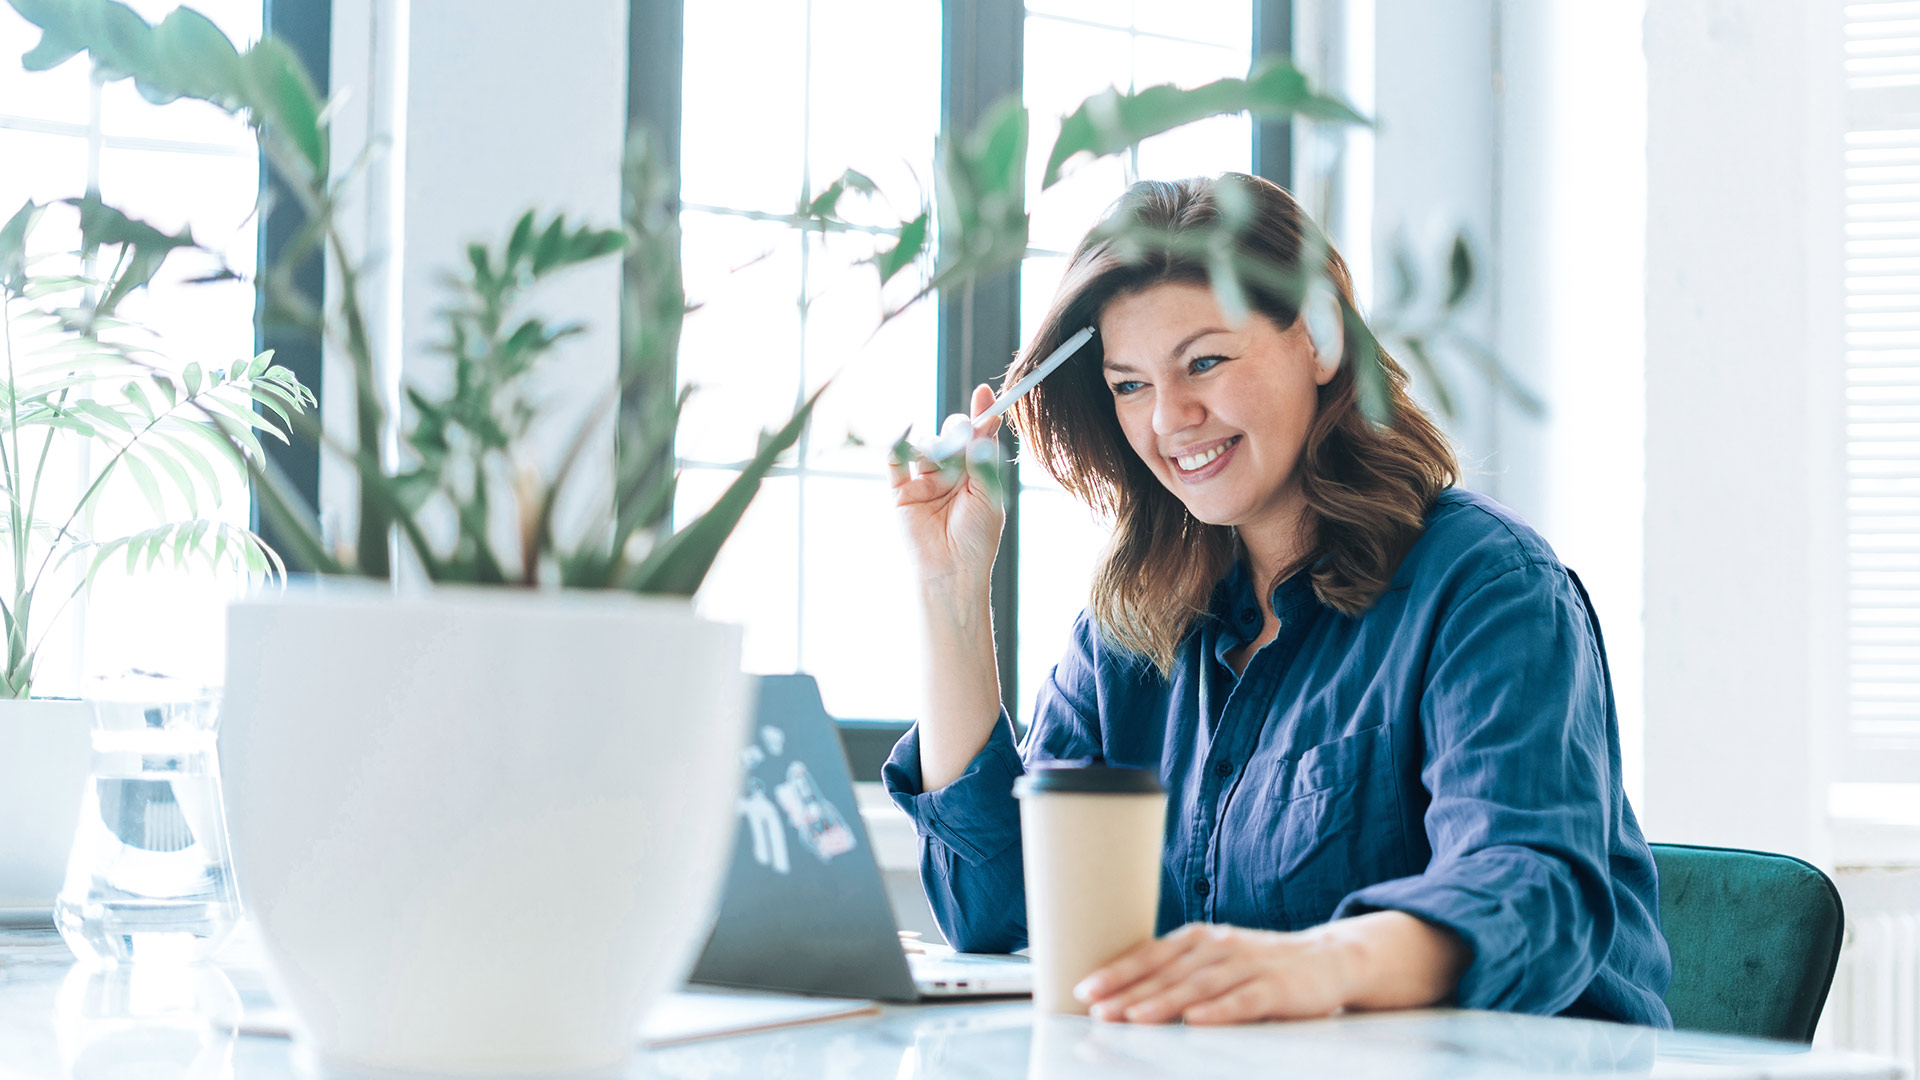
[2,297,29,693]
[326,222,391,579]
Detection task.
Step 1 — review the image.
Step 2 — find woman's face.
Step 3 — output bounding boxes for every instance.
[1098,281,1334,538]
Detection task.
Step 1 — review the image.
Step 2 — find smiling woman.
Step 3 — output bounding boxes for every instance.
[882,173,1674,1028]
[1017,176,1455,676]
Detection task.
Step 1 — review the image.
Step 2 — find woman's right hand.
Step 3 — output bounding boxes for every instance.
[889,383,1005,586]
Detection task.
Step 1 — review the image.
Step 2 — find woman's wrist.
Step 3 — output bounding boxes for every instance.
[1316,910,1468,1012]
[918,573,994,631]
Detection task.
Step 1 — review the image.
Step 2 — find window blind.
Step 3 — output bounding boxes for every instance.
[1845,1,1920,780]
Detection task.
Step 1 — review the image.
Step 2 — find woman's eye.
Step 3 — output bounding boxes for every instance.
[1110,380,1145,396]
[1190,354,1228,374]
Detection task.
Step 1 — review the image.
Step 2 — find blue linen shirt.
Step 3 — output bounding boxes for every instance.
[883,488,1673,1027]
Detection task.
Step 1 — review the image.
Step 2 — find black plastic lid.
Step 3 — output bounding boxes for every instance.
[1013,759,1163,797]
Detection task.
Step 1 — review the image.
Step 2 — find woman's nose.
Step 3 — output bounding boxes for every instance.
[1152,382,1206,436]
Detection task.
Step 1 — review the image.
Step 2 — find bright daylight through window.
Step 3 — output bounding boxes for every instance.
[681,0,1260,727]
[0,0,262,695]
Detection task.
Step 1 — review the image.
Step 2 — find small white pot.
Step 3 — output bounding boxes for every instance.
[220,587,747,1077]
[0,698,92,912]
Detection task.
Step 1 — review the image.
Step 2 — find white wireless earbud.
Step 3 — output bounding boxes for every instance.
[1301,282,1344,377]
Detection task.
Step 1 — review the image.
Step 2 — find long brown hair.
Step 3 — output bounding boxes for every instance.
[1008,174,1457,675]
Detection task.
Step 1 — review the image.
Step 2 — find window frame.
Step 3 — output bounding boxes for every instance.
[628,0,1292,780]
[253,0,330,544]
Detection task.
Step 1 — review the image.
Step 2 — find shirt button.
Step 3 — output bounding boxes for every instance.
[1214,760,1233,778]
[1194,880,1210,898]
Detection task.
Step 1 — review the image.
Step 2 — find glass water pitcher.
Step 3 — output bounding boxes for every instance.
[56,680,239,964]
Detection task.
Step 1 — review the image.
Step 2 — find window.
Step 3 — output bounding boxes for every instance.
[675,0,1276,728]
[0,0,264,695]
[676,0,943,722]
[1018,2,1256,728]
[1842,1,1920,789]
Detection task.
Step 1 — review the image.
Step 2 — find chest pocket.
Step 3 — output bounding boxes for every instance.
[1260,722,1408,926]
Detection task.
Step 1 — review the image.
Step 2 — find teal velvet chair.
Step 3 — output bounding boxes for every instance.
[1650,843,1845,1043]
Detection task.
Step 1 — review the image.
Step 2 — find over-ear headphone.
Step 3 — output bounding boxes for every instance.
[1301,282,1344,377]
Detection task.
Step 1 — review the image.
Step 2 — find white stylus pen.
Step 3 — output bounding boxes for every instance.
[914,325,1098,462]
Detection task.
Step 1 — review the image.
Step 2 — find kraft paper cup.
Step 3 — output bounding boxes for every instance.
[1013,762,1166,1015]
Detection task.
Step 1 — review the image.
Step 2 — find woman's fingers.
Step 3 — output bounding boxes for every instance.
[1181,980,1280,1026]
[1115,959,1260,1024]
[968,382,1002,441]
[1076,924,1211,1006]
[1084,925,1236,1021]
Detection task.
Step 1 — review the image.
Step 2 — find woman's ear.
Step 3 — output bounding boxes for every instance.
[1302,284,1344,384]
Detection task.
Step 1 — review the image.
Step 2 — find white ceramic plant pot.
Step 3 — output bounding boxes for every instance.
[0,698,92,914]
[220,587,747,1077]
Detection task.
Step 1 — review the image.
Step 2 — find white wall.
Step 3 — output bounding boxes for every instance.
[324,0,629,567]
[1364,1,1650,804]
[1642,0,1845,861]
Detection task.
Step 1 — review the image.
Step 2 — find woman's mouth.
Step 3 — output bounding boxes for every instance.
[1171,436,1240,481]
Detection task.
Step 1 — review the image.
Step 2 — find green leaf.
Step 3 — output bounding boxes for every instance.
[623,385,822,596]
[120,449,167,520]
[151,373,177,408]
[505,210,535,269]
[120,381,154,421]
[1041,55,1368,188]
[466,242,492,292]
[197,393,286,445]
[182,361,203,396]
[248,383,295,431]
[144,5,241,104]
[247,349,273,377]
[804,168,877,219]
[136,441,201,518]
[1350,317,1392,426]
[1398,336,1455,420]
[61,194,197,318]
[13,0,82,72]
[531,216,567,276]
[150,428,223,509]
[873,211,928,285]
[239,36,326,177]
[920,95,1030,302]
[67,398,135,433]
[0,200,41,294]
[1444,232,1475,309]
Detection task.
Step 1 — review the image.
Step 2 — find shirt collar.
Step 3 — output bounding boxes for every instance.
[1209,558,1325,660]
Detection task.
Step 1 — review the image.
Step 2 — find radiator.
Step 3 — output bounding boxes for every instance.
[1823,868,1920,1075]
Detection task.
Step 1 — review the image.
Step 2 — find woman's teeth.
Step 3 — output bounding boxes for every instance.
[1175,441,1231,471]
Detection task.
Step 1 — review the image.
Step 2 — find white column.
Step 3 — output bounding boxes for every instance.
[1510,3,1650,807]
[1642,0,1845,861]
[324,0,630,567]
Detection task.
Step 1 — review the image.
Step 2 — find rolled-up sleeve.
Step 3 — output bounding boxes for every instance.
[882,712,1031,952]
[1333,561,1618,1014]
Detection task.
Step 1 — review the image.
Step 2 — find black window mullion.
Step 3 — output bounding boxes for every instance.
[1252,0,1294,187]
[942,0,1025,728]
[623,0,683,459]
[254,0,329,548]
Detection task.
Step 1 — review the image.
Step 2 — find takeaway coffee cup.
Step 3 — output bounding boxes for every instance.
[1013,761,1167,1014]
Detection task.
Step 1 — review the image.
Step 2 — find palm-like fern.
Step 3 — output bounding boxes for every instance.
[0,198,314,697]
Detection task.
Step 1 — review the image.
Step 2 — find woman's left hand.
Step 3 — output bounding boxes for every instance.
[1074,912,1469,1025]
[1073,923,1351,1025]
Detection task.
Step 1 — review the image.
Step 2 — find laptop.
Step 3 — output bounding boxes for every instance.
[689,674,1030,1001]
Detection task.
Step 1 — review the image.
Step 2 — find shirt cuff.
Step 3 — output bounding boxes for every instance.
[1332,872,1530,1012]
[881,713,1025,867]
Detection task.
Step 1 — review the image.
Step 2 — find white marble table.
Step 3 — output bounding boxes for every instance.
[0,927,1904,1079]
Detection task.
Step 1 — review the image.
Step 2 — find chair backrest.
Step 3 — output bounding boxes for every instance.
[1651,843,1845,1043]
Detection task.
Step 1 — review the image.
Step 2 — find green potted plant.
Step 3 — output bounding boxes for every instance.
[0,193,312,915]
[5,0,1514,1074]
